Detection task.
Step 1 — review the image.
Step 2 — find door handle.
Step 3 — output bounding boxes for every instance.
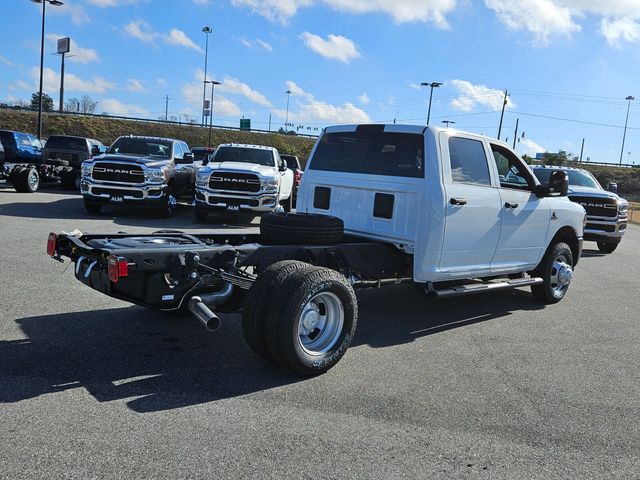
[450,197,467,206]
[504,202,519,209]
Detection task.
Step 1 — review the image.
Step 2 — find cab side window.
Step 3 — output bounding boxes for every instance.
[448,137,491,186]
[491,145,533,190]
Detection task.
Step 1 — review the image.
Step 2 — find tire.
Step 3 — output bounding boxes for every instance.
[156,188,176,218]
[60,170,80,190]
[264,265,358,376]
[597,241,618,254]
[281,195,292,212]
[12,167,39,193]
[242,260,311,362]
[84,199,102,214]
[195,207,209,222]
[260,212,344,245]
[531,241,574,304]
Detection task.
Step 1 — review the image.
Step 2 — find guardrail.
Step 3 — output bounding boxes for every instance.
[0,105,320,139]
[629,203,640,225]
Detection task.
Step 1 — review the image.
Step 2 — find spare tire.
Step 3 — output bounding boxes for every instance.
[260,212,344,245]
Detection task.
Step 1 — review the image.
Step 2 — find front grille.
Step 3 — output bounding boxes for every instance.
[209,196,259,207]
[208,171,261,193]
[93,187,143,199]
[585,223,615,233]
[92,162,144,184]
[569,196,618,218]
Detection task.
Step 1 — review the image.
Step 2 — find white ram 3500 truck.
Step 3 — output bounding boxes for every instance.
[194,143,294,221]
[49,124,586,376]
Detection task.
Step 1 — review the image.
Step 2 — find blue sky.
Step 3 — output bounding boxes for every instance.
[2,0,640,164]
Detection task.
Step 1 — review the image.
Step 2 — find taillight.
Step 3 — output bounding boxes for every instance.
[294,171,302,186]
[107,255,129,283]
[47,232,58,256]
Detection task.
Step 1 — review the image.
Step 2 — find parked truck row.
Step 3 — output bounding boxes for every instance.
[48,124,589,376]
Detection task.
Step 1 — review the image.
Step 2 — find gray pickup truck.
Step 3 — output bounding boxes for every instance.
[80,136,199,216]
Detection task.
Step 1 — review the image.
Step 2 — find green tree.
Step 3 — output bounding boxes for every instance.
[541,150,573,166]
[30,92,54,111]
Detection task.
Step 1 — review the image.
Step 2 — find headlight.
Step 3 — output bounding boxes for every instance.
[619,202,629,213]
[81,163,93,177]
[261,176,278,191]
[145,168,166,183]
[196,169,211,187]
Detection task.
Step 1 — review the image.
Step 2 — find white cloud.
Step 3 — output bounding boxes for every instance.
[46,34,99,64]
[157,78,167,87]
[358,93,371,105]
[0,56,12,66]
[99,98,148,116]
[125,78,145,92]
[240,38,274,52]
[8,80,31,92]
[449,79,515,112]
[232,0,457,26]
[165,29,204,53]
[220,77,272,106]
[48,1,91,26]
[124,20,157,43]
[181,70,242,117]
[281,80,371,124]
[600,17,640,46]
[193,0,212,4]
[29,67,115,94]
[485,0,580,45]
[300,32,361,63]
[409,82,422,91]
[517,138,546,156]
[88,0,141,5]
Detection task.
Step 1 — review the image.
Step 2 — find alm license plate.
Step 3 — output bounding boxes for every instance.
[227,205,240,212]
[110,195,124,203]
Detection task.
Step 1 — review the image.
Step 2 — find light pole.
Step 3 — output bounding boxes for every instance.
[285,90,292,130]
[33,0,63,139]
[420,82,442,126]
[205,80,221,147]
[619,95,634,165]
[442,120,456,128]
[201,26,212,126]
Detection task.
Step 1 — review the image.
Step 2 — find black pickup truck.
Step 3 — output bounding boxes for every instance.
[80,136,199,216]
[41,135,106,190]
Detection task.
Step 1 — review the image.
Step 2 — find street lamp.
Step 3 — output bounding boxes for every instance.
[285,90,292,130]
[32,0,64,139]
[201,26,212,126]
[619,95,634,165]
[442,120,456,128]
[420,81,442,126]
[205,80,221,147]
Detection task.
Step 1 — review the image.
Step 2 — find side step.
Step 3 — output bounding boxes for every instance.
[429,277,543,299]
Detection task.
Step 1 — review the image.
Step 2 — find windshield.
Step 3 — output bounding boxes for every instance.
[45,136,87,151]
[533,168,601,189]
[214,147,275,166]
[108,138,172,158]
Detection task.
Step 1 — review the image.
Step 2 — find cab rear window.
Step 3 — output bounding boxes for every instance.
[310,131,424,178]
[45,136,87,151]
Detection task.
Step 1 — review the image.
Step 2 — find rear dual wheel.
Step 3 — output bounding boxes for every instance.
[12,167,39,193]
[242,261,357,376]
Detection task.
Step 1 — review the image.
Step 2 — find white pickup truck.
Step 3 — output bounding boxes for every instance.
[48,124,585,376]
[194,143,294,221]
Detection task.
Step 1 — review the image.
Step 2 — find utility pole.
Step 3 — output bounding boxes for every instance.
[497,90,509,140]
[420,82,442,126]
[268,114,272,132]
[512,118,519,149]
[201,26,212,126]
[58,50,65,112]
[619,95,634,165]
[164,95,170,121]
[205,80,221,147]
[579,138,585,163]
[285,90,292,130]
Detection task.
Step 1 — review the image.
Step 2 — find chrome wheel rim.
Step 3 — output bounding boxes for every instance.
[550,254,573,296]
[298,292,344,355]
[28,170,39,190]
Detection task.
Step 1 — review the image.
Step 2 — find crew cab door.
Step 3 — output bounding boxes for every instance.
[489,144,550,270]
[439,134,502,275]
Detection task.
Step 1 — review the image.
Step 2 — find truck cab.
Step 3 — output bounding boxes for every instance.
[298,124,585,283]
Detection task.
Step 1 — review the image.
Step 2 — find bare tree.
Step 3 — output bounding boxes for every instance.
[79,95,99,114]
[64,97,80,112]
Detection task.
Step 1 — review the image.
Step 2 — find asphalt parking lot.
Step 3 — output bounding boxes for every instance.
[1,185,639,479]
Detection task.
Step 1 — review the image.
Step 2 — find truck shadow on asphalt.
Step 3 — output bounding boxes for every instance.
[0,197,256,228]
[1,285,545,413]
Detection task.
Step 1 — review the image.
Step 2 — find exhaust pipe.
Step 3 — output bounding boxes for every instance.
[188,297,222,331]
[188,282,234,331]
